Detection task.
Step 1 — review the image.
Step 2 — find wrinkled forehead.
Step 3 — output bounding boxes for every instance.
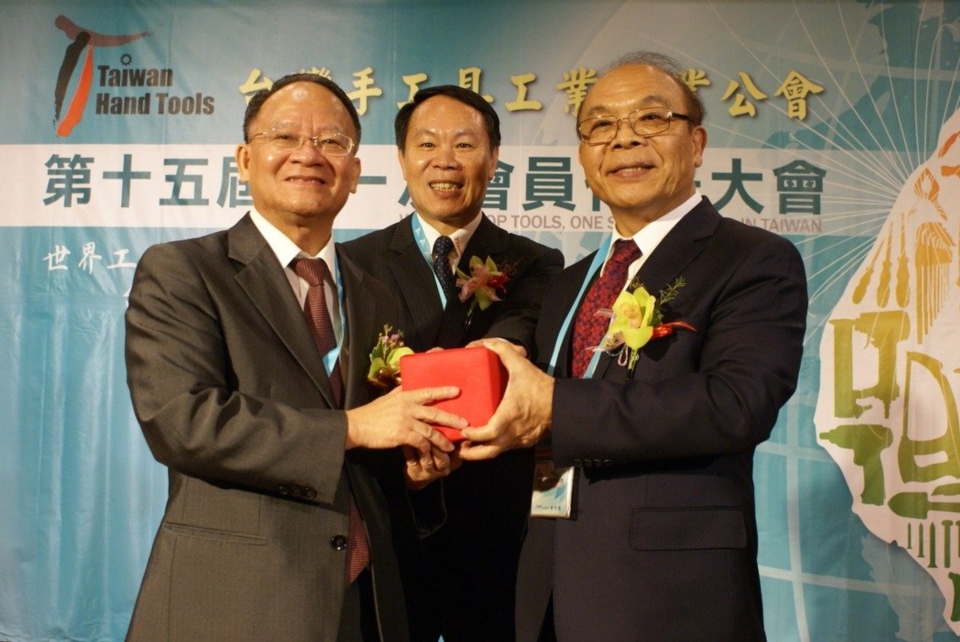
[581,64,686,117]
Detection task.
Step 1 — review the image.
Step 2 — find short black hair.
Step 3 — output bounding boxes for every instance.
[242,72,362,145]
[394,85,501,151]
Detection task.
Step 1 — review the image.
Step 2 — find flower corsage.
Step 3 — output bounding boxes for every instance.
[455,255,513,317]
[367,324,414,389]
[595,277,696,376]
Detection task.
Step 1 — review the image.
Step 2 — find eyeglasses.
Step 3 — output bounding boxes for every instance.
[250,127,356,156]
[577,108,692,145]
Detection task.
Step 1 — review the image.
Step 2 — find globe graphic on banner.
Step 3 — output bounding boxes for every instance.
[816,104,960,638]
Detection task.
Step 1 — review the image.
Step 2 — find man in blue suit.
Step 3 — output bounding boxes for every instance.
[461,52,808,641]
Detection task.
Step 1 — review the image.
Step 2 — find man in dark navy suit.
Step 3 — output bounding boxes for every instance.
[342,85,563,642]
[461,52,808,642]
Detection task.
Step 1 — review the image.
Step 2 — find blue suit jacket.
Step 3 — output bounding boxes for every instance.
[517,198,807,641]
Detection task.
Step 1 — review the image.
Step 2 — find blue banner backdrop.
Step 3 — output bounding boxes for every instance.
[3,1,960,640]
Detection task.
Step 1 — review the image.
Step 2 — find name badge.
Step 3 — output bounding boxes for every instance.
[531,451,574,519]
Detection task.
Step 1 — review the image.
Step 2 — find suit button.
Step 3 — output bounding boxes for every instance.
[278,485,291,496]
[573,459,582,467]
[304,488,317,500]
[603,459,613,466]
[331,535,348,551]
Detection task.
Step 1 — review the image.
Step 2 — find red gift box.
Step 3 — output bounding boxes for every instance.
[400,346,507,442]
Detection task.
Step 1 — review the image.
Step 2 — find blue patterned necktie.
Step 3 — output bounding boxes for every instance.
[432,235,457,298]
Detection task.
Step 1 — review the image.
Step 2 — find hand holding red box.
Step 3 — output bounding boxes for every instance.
[400,346,508,443]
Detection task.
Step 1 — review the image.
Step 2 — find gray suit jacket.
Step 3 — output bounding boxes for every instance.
[125,214,409,641]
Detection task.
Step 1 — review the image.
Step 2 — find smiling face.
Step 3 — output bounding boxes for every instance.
[398,95,499,235]
[236,81,360,250]
[578,64,706,235]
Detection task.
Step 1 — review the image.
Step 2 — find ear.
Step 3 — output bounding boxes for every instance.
[692,126,707,168]
[349,156,362,194]
[487,146,500,181]
[397,147,408,181]
[236,143,251,182]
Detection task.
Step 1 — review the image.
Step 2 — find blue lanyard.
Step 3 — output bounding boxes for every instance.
[545,234,614,379]
[411,215,450,307]
[322,254,345,377]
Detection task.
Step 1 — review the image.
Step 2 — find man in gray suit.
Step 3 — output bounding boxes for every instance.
[124,73,464,641]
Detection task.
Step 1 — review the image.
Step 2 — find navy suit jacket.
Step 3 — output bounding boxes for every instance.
[341,213,563,640]
[517,198,807,641]
[341,213,563,355]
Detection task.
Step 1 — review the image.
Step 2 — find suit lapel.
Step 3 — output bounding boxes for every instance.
[546,255,594,378]
[388,219,444,351]
[228,214,338,407]
[635,200,718,295]
[339,250,381,409]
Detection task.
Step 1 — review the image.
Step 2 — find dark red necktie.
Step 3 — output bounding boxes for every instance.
[290,258,369,583]
[571,240,642,378]
[291,258,343,405]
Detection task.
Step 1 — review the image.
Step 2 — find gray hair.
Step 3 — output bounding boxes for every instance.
[595,51,706,126]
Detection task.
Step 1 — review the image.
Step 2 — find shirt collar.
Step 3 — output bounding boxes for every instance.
[414,211,483,262]
[609,191,701,261]
[249,209,337,281]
